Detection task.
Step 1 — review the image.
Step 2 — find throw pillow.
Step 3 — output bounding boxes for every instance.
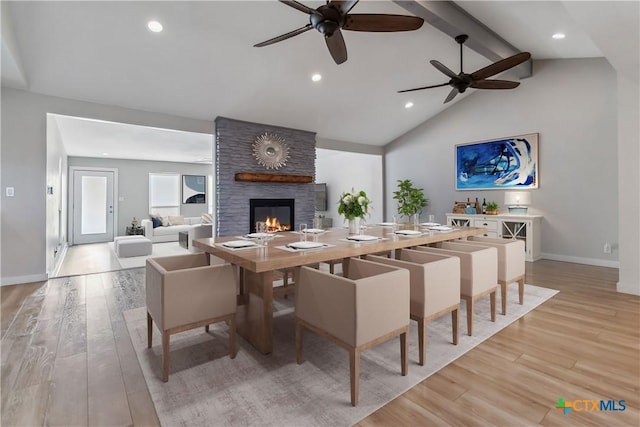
[151,216,162,228]
[168,215,185,225]
[201,213,213,224]
[161,216,170,227]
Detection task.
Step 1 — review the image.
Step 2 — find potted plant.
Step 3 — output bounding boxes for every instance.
[485,201,499,215]
[338,189,371,233]
[392,179,428,224]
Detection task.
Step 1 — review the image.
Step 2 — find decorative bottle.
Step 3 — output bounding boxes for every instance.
[482,198,487,215]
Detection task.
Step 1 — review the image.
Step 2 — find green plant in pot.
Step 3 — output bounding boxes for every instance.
[392,179,428,224]
[485,201,499,215]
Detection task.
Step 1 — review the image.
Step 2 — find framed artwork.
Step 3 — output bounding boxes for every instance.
[182,175,206,204]
[455,133,539,190]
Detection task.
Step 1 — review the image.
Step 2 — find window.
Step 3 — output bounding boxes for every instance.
[149,173,180,216]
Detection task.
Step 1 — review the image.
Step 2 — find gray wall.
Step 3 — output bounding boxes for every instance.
[385,58,619,267]
[68,157,212,237]
[215,117,316,237]
[1,88,213,285]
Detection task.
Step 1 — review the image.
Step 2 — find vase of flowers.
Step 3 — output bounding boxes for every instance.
[338,189,371,234]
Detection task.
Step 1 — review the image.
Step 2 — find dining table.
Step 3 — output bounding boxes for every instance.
[193,224,488,354]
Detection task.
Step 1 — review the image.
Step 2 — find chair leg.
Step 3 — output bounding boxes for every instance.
[452,307,459,345]
[295,320,303,364]
[228,317,236,359]
[417,318,426,366]
[400,331,408,376]
[329,262,335,274]
[205,324,210,333]
[466,298,474,336]
[147,312,153,348]
[349,348,360,406]
[490,290,497,322]
[518,277,525,305]
[500,282,507,315]
[162,331,170,382]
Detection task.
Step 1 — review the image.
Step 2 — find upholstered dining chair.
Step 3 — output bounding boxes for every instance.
[451,237,525,315]
[294,257,410,406]
[366,250,460,366]
[415,245,497,336]
[146,253,237,382]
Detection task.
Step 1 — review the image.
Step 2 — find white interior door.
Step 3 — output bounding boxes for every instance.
[72,170,115,244]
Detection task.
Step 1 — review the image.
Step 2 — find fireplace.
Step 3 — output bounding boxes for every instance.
[249,198,295,233]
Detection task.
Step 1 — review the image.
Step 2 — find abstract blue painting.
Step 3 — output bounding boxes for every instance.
[456,133,538,190]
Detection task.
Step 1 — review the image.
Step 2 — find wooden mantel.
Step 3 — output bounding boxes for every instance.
[235,172,313,184]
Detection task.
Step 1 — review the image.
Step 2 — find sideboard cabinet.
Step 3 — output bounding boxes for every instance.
[446,213,543,262]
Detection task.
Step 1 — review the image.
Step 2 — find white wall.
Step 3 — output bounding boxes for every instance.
[617,74,640,295]
[45,115,68,275]
[385,58,619,267]
[316,148,384,226]
[1,88,213,285]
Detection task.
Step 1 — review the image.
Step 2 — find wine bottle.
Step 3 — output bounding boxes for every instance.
[466,197,471,208]
[482,198,487,214]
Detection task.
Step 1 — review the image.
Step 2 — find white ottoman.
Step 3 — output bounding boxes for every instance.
[115,236,152,258]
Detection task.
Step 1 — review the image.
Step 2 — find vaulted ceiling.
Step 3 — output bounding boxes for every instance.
[2,1,637,162]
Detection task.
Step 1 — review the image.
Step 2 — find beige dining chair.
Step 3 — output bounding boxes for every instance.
[146,253,237,382]
[415,245,497,336]
[453,237,525,314]
[294,257,410,406]
[366,250,460,365]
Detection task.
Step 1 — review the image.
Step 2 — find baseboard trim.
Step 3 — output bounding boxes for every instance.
[1,273,49,286]
[541,253,620,268]
[617,281,640,296]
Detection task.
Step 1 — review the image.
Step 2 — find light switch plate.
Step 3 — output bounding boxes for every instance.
[6,187,14,197]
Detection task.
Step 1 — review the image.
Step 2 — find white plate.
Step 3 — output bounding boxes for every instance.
[347,235,380,241]
[378,222,396,226]
[222,240,258,248]
[429,225,454,231]
[420,222,440,227]
[302,228,325,234]
[287,241,327,250]
[244,232,272,239]
[394,230,422,236]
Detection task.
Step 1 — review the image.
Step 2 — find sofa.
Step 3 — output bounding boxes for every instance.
[141,216,203,243]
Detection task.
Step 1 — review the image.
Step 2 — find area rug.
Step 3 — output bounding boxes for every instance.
[124,283,558,426]
[108,241,189,269]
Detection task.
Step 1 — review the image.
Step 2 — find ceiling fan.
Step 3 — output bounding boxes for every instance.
[254,0,424,65]
[398,34,531,103]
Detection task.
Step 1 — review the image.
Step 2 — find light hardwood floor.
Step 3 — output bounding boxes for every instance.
[1,260,638,426]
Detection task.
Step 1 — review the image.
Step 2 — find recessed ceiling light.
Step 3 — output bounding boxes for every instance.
[311,73,322,82]
[147,20,163,33]
[405,101,414,109]
[102,152,109,156]
[552,33,565,40]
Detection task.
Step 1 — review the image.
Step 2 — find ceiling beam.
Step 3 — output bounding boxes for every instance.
[394,0,532,79]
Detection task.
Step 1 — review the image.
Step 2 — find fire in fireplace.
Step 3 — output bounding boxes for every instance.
[249,198,295,233]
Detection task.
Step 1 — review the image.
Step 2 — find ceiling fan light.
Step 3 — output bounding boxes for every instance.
[552,32,565,40]
[311,73,322,82]
[147,20,163,33]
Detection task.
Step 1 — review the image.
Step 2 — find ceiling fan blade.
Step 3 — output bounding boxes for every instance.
[254,24,313,47]
[430,60,459,80]
[325,29,347,64]
[471,52,531,80]
[343,14,424,32]
[329,0,359,14]
[470,79,520,89]
[397,82,450,93]
[444,88,459,103]
[279,0,316,15]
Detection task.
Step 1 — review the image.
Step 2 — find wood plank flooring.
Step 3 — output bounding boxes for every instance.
[1,260,638,426]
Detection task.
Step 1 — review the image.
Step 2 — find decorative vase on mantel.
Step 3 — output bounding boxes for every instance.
[348,218,360,234]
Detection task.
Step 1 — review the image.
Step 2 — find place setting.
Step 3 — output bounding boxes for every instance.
[277,223,335,252]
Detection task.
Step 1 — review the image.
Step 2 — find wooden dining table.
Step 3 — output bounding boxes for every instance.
[193,225,487,354]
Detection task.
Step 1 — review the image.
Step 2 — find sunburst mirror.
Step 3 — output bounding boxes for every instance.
[252,132,290,170]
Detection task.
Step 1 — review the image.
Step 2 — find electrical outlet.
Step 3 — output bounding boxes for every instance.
[604,242,611,254]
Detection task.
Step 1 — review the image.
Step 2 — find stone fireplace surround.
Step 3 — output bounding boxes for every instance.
[215,117,316,237]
